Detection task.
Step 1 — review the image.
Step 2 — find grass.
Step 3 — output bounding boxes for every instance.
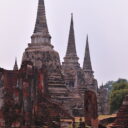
[98,114,117,121]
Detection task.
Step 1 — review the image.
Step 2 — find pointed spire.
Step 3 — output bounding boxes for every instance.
[31,0,51,44]
[13,58,18,71]
[83,35,93,72]
[66,13,77,57]
[34,0,49,34]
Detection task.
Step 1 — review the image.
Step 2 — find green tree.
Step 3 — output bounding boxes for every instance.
[103,81,114,92]
[109,79,128,113]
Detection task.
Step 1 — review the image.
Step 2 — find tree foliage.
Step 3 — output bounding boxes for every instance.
[109,79,128,113]
[103,81,114,92]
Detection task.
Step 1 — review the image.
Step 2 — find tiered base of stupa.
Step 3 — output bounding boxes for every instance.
[22,43,69,101]
[22,43,86,116]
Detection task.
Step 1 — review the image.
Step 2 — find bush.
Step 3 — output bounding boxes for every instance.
[109,79,128,113]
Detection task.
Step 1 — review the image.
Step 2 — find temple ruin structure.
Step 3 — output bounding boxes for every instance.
[0,0,110,127]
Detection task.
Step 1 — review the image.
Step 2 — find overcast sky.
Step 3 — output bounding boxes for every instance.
[0,0,128,85]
